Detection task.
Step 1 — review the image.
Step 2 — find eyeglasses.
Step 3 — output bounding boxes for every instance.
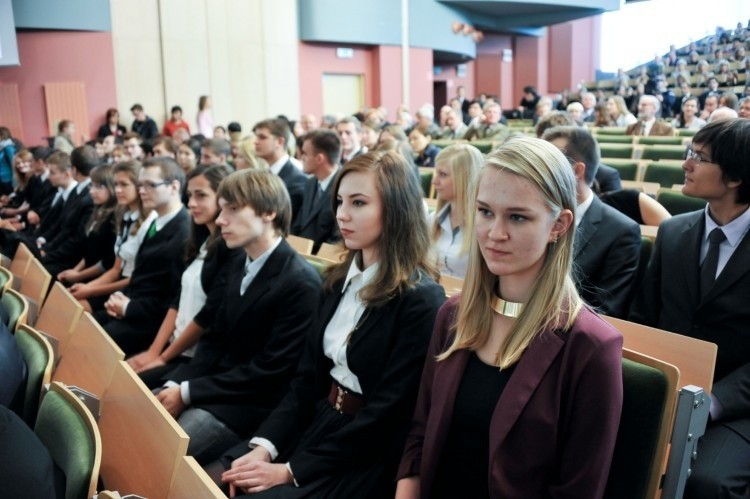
[137,181,167,191]
[686,148,715,165]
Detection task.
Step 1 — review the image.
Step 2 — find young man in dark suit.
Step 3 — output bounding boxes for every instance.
[153,169,322,464]
[97,157,190,355]
[544,126,641,318]
[630,119,750,498]
[252,118,306,225]
[292,129,340,254]
[40,145,96,276]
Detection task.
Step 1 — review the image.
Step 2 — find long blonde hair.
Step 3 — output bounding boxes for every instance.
[431,144,483,255]
[439,137,582,368]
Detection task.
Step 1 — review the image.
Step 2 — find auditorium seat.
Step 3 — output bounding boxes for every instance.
[656,189,707,216]
[0,266,13,294]
[639,145,687,161]
[35,282,85,361]
[15,324,54,426]
[19,257,52,321]
[2,288,29,332]
[596,135,634,144]
[167,456,225,499]
[637,136,683,146]
[600,144,635,159]
[10,242,33,283]
[316,242,344,262]
[600,159,640,181]
[643,162,686,188]
[418,167,433,198]
[287,234,314,255]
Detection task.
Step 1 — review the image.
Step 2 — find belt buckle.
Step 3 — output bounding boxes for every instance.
[334,385,346,413]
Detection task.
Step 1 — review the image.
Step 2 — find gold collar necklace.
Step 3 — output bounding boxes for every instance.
[491,295,524,318]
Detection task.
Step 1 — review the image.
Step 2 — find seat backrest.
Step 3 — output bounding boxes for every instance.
[36,282,84,358]
[1,287,29,332]
[15,324,54,426]
[604,316,716,393]
[640,145,686,161]
[605,349,679,499]
[286,234,314,255]
[600,144,635,159]
[0,266,13,293]
[10,242,33,279]
[596,135,634,144]
[20,257,52,310]
[418,167,433,198]
[602,160,639,181]
[167,456,226,499]
[35,381,102,499]
[99,361,189,498]
[303,255,331,278]
[638,136,683,146]
[52,312,125,399]
[643,162,686,188]
[655,189,707,216]
[316,242,345,262]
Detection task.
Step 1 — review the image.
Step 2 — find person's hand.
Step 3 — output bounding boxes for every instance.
[223,461,292,495]
[395,477,420,499]
[127,350,160,372]
[155,386,185,418]
[222,447,273,495]
[139,356,167,373]
[57,269,79,284]
[27,210,40,226]
[69,283,91,299]
[105,292,129,318]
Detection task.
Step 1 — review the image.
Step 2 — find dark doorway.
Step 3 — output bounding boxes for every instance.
[433,81,448,111]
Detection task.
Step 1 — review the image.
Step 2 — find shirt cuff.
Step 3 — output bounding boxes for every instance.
[249,437,279,461]
[179,381,191,406]
[285,463,299,487]
[121,297,131,317]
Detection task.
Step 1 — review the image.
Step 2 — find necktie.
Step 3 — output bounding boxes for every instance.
[700,228,726,297]
[240,258,254,295]
[147,220,157,239]
[313,183,324,204]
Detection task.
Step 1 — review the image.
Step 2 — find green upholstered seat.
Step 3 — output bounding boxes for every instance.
[602,159,639,181]
[419,169,433,197]
[640,145,686,161]
[600,144,634,159]
[638,136,683,146]
[604,358,670,499]
[304,256,328,278]
[596,135,634,144]
[15,326,53,426]
[0,266,12,293]
[471,141,493,154]
[656,190,707,216]
[643,162,685,188]
[1,288,27,332]
[595,127,628,135]
[35,382,101,499]
[676,128,698,137]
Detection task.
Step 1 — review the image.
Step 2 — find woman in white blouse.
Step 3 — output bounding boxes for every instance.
[606,96,637,127]
[430,144,483,279]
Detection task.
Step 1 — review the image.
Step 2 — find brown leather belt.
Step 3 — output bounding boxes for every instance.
[327,381,365,416]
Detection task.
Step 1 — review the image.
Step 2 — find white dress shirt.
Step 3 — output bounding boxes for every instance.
[433,204,468,278]
[701,205,750,279]
[171,242,208,358]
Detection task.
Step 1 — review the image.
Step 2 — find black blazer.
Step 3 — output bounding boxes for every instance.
[169,237,240,329]
[167,239,322,436]
[278,161,307,225]
[630,210,750,439]
[96,123,126,140]
[595,163,623,194]
[123,207,190,326]
[253,273,446,485]
[42,187,94,270]
[28,176,56,221]
[291,175,339,254]
[82,211,117,271]
[574,196,641,318]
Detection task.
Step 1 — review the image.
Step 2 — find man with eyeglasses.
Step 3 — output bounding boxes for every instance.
[630,118,750,498]
[96,157,190,355]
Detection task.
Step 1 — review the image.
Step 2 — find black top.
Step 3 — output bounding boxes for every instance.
[433,352,515,499]
[96,123,127,140]
[601,188,643,225]
[415,144,441,168]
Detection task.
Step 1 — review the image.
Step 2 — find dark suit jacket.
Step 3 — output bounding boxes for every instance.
[167,240,322,436]
[596,163,623,194]
[630,209,750,439]
[42,186,94,273]
[625,120,674,136]
[253,273,445,485]
[27,176,56,220]
[82,211,116,271]
[398,296,623,499]
[277,161,307,226]
[291,175,339,254]
[574,196,641,318]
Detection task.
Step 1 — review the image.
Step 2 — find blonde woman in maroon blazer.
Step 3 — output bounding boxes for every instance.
[397,137,623,499]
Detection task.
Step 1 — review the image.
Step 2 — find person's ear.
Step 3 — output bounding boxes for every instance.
[572,161,587,181]
[550,209,574,243]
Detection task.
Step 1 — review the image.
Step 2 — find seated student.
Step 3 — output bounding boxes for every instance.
[214,151,445,498]
[95,157,190,355]
[0,150,35,225]
[396,137,623,499]
[543,126,641,318]
[150,169,322,464]
[37,146,96,277]
[25,146,56,225]
[68,161,153,313]
[430,144,483,279]
[291,130,341,254]
[408,128,440,168]
[127,165,236,377]
[199,138,231,167]
[57,164,117,285]
[0,316,24,410]
[630,119,750,498]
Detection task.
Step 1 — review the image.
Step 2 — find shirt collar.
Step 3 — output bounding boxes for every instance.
[704,204,750,247]
[342,258,380,294]
[575,189,595,226]
[154,206,182,232]
[269,155,290,176]
[76,177,92,194]
[60,181,78,201]
[245,236,282,274]
[319,167,339,192]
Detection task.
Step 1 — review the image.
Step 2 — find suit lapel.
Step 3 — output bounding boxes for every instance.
[701,227,750,305]
[678,213,704,307]
[302,180,332,228]
[488,330,565,454]
[574,197,602,259]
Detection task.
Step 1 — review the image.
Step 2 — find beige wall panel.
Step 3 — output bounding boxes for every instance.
[110,0,165,128]
[259,0,300,119]
[204,0,233,130]
[160,0,211,130]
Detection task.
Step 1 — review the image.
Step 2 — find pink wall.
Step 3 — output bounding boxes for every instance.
[0,31,117,146]
[476,35,515,110]
[515,33,550,102]
[408,47,434,113]
[548,16,601,92]
[433,61,476,102]
[373,46,402,121]
[298,42,375,121]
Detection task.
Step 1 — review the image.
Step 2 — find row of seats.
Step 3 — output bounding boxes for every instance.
[1,243,225,499]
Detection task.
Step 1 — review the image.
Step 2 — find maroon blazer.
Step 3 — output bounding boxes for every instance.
[397,295,623,499]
